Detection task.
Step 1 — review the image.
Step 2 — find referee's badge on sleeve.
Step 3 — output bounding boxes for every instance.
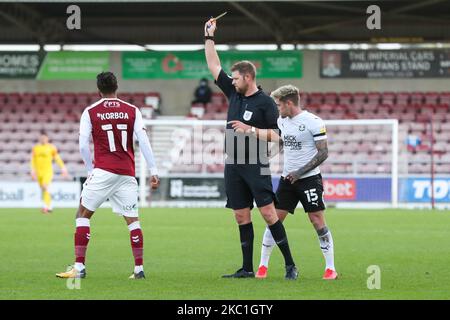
[243,110,253,121]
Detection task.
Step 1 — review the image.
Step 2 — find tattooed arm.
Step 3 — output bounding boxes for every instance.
[285,139,328,184]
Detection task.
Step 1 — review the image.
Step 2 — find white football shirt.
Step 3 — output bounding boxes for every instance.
[277,110,327,179]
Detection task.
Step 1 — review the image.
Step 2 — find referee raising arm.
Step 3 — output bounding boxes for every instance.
[204,17,298,280]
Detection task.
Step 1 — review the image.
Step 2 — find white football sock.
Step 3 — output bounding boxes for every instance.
[259,227,276,268]
[318,227,335,271]
[74,262,85,271]
[134,265,144,274]
[75,218,90,228]
[128,221,141,231]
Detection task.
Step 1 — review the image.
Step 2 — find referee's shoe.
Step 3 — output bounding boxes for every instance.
[285,265,299,280]
[222,267,255,278]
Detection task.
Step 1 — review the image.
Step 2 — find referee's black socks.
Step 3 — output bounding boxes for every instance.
[239,222,254,272]
[269,220,295,267]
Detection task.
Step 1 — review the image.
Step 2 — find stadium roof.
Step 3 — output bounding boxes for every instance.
[0,0,449,46]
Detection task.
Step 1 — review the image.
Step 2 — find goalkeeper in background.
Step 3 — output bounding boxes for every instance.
[30,132,69,213]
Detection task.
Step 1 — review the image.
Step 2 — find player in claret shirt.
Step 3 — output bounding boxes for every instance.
[56,72,160,280]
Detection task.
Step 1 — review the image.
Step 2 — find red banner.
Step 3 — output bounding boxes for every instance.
[324,179,356,200]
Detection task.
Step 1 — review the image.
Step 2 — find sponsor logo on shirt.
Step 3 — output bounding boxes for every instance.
[283,135,302,150]
[103,101,120,108]
[96,112,129,121]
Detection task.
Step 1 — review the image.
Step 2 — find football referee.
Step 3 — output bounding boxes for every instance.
[204,18,298,279]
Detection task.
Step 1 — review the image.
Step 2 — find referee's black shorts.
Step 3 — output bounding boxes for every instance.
[275,173,326,214]
[224,163,277,210]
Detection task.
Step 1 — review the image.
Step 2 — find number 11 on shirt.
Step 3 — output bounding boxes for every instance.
[101,124,128,152]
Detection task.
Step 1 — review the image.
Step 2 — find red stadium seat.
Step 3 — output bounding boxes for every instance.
[408,122,426,133]
[424,92,439,104]
[131,93,146,107]
[88,93,100,104]
[409,162,429,174]
[211,92,225,106]
[320,104,334,113]
[300,92,309,106]
[324,92,338,105]
[0,93,6,105]
[435,103,449,113]
[5,113,23,122]
[332,163,351,174]
[48,93,62,104]
[375,103,390,113]
[418,104,435,114]
[440,122,450,131]
[398,113,415,122]
[76,93,91,106]
[396,92,410,105]
[21,93,34,106]
[34,93,48,105]
[6,93,21,105]
[61,93,76,105]
[439,92,450,104]
[381,92,395,105]
[435,163,450,174]
[410,92,424,105]
[309,92,324,105]
[338,92,352,105]
[118,93,132,103]
[416,113,432,123]
[353,92,366,105]
[367,92,381,105]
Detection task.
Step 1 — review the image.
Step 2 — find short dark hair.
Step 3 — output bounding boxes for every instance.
[231,60,256,79]
[97,71,118,94]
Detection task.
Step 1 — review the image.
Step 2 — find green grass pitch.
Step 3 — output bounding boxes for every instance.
[0,207,449,300]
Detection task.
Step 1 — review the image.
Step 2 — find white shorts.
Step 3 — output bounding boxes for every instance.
[81,168,139,217]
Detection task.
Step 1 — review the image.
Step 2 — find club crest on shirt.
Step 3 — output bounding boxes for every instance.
[243,110,253,121]
[299,124,306,131]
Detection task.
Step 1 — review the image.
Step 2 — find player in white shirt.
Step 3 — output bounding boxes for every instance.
[238,85,337,280]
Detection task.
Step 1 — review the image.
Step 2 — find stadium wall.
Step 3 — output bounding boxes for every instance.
[0,51,449,115]
[3,176,450,208]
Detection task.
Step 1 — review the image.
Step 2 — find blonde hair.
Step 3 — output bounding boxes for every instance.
[270,85,300,105]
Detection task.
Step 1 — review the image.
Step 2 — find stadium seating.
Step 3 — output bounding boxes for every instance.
[185,91,450,175]
[0,92,159,180]
[1,91,449,180]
